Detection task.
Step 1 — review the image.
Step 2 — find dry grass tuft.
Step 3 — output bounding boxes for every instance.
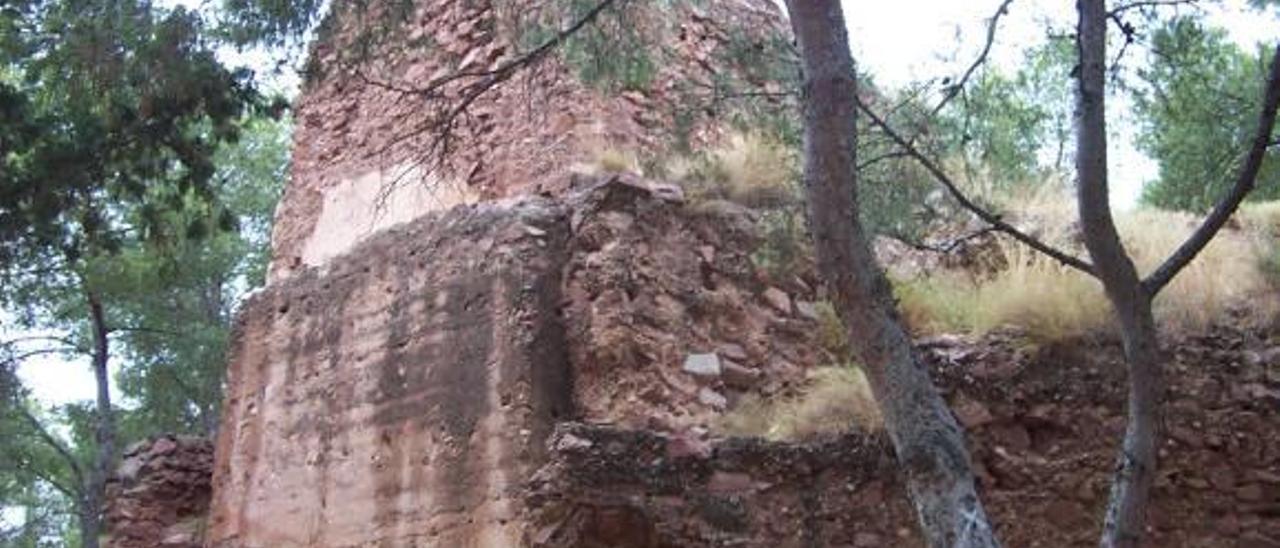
[708,132,797,208]
[670,131,798,209]
[1122,209,1272,330]
[895,255,1110,341]
[573,146,641,176]
[717,366,882,442]
[594,147,641,174]
[814,300,851,358]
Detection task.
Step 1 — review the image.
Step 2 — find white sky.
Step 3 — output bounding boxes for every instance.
[14,0,1280,407]
[840,0,1279,207]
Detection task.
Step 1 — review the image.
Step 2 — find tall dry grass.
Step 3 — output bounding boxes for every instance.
[898,188,1279,340]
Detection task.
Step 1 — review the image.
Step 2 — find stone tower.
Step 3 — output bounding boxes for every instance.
[266,0,793,282]
[207,1,796,546]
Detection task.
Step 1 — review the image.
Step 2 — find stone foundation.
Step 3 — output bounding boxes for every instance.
[207,197,573,547]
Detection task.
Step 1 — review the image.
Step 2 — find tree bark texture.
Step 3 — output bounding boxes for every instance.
[784,2,1000,546]
[82,290,115,548]
[1075,2,1163,546]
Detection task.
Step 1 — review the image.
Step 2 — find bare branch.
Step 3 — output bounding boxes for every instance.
[1107,0,1199,17]
[933,0,1016,115]
[359,0,619,101]
[0,335,87,354]
[856,150,913,170]
[106,325,183,338]
[1143,44,1280,295]
[14,449,80,502]
[886,227,999,256]
[1,347,87,365]
[856,96,1098,276]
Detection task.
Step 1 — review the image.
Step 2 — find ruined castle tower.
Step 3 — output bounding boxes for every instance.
[196,1,1280,545]
[207,1,800,546]
[266,0,793,282]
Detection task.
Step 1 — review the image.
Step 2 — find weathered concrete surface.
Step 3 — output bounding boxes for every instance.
[269,0,794,281]
[207,198,573,547]
[208,175,830,547]
[104,435,214,548]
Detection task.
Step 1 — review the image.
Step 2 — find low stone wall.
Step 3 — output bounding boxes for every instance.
[525,333,1280,547]
[104,435,213,548]
[526,423,915,548]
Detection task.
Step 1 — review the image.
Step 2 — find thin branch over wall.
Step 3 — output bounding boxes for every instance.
[350,0,623,209]
[856,96,1097,276]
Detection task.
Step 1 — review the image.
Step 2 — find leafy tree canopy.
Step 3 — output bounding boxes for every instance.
[0,0,265,268]
[1136,16,1279,211]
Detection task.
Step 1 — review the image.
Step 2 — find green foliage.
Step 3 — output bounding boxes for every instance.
[934,37,1076,193]
[854,83,957,240]
[1135,17,1279,211]
[856,38,1074,240]
[518,0,656,92]
[0,366,84,546]
[0,0,263,267]
[220,0,329,46]
[112,118,289,435]
[942,71,1046,185]
[0,113,287,546]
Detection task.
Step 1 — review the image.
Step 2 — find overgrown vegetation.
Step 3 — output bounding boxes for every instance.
[895,190,1280,341]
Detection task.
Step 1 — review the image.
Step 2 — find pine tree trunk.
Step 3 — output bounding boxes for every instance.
[783,2,1000,546]
[81,291,115,548]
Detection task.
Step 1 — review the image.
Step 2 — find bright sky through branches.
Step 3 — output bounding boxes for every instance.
[837,0,1278,208]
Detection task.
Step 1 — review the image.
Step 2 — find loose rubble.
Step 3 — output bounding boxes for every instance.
[104,435,213,548]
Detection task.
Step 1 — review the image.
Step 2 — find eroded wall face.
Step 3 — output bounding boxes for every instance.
[207,201,572,547]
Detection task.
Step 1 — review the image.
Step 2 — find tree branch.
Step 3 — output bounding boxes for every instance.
[856,95,1098,276]
[1107,0,1199,17]
[1143,44,1280,295]
[933,0,1016,115]
[0,347,88,366]
[353,0,622,209]
[12,404,87,494]
[21,457,81,502]
[358,0,619,101]
[107,325,183,338]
